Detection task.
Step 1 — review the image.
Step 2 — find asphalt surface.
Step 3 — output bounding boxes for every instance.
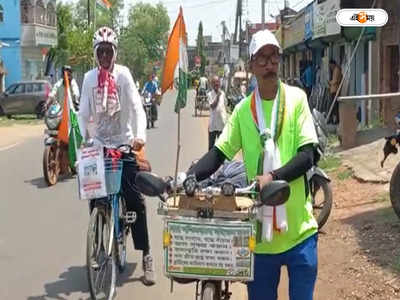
[0,90,249,300]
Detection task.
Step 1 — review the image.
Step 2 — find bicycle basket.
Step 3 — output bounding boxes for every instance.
[104,158,123,195]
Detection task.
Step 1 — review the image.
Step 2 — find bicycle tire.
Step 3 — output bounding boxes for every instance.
[116,197,128,273]
[311,176,333,229]
[202,282,221,300]
[390,161,400,218]
[86,206,117,300]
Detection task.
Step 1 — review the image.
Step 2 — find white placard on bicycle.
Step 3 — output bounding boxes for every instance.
[77,146,107,200]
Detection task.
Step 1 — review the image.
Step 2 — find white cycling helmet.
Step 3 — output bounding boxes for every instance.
[93,26,118,69]
[93,26,118,49]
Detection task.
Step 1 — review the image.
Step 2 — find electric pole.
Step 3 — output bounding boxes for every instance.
[261,0,265,29]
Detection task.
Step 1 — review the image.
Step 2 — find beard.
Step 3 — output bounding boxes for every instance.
[262,71,277,80]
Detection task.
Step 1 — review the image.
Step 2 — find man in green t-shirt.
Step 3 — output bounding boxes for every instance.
[186,29,319,300]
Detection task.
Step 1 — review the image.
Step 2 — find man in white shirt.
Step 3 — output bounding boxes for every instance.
[78,27,155,285]
[207,75,227,150]
[47,65,80,111]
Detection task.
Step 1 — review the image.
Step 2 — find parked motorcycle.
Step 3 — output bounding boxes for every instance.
[142,91,156,129]
[307,108,333,229]
[42,101,70,186]
[381,112,400,218]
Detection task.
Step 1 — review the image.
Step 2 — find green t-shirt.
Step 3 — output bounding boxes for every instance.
[215,83,319,254]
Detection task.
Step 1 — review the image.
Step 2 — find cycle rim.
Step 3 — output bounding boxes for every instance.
[87,208,116,300]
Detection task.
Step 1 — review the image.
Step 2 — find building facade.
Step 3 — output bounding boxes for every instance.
[0,0,57,88]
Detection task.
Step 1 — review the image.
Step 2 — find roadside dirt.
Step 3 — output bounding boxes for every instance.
[313,166,400,300]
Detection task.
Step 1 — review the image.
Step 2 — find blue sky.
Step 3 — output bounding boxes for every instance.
[61,0,313,46]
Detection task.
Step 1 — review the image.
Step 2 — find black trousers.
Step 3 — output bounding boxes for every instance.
[120,152,150,252]
[209,131,222,151]
[329,93,339,124]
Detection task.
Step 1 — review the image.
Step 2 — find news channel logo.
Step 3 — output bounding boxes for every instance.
[336,9,388,27]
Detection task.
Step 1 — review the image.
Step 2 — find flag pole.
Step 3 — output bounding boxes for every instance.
[173,108,181,206]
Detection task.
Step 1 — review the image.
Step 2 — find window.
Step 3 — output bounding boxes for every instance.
[35,0,46,24]
[20,0,34,23]
[14,84,25,94]
[0,5,4,23]
[47,3,56,27]
[5,84,17,94]
[33,83,41,92]
[25,83,33,93]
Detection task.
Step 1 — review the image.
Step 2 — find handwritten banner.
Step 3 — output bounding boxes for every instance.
[164,220,255,281]
[78,146,107,200]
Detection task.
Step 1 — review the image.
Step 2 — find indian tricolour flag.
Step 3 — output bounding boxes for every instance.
[96,0,111,10]
[58,72,82,169]
[161,7,188,113]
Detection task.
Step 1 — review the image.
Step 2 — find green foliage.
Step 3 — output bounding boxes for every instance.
[337,168,353,180]
[196,21,206,75]
[119,2,170,83]
[52,1,169,83]
[319,155,341,171]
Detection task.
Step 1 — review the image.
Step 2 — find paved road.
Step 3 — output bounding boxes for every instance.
[0,90,247,300]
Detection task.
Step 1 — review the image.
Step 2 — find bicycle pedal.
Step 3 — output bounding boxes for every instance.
[124,211,137,224]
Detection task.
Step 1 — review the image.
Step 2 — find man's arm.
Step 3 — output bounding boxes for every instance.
[48,79,63,103]
[187,146,227,181]
[210,92,221,110]
[125,68,146,144]
[78,74,91,141]
[272,144,314,182]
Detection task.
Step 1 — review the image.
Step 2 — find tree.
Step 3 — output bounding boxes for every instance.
[196,21,206,76]
[119,3,170,83]
[75,0,124,30]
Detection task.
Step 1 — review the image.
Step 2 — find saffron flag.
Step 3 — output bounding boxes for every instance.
[57,71,82,169]
[96,0,111,10]
[161,7,188,113]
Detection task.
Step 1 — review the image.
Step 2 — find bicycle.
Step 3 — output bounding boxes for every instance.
[82,146,137,300]
[135,172,290,300]
[195,89,208,117]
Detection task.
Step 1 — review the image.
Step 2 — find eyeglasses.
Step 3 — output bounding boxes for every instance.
[252,52,281,67]
[97,46,114,57]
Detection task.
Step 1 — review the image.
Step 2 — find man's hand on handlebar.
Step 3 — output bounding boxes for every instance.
[132,138,145,151]
[256,173,273,189]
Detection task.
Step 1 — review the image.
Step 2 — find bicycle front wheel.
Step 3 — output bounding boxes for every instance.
[86,206,117,300]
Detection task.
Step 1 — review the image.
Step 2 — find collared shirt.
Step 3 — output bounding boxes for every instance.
[78,64,146,147]
[48,78,80,108]
[216,83,318,254]
[207,89,227,132]
[142,80,158,95]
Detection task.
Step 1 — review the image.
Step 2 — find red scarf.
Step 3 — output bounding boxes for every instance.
[98,67,117,98]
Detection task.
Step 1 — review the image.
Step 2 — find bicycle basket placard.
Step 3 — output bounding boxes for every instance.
[77,146,107,200]
[164,219,255,281]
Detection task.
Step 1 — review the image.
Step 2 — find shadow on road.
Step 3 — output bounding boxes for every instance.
[25,175,75,189]
[25,177,48,189]
[27,263,138,300]
[342,205,400,275]
[192,114,209,118]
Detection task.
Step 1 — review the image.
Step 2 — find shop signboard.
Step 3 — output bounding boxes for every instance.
[313,0,341,39]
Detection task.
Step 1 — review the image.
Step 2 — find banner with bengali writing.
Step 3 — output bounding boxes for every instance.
[164,219,256,281]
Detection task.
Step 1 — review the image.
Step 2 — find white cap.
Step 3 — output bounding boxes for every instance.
[249,29,282,58]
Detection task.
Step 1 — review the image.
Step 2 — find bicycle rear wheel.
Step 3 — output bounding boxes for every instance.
[87,206,117,300]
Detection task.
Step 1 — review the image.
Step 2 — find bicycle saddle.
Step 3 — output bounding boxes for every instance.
[260,180,290,206]
[135,171,167,197]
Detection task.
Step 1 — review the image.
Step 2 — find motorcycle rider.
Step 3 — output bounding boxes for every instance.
[47,65,80,111]
[141,74,159,122]
[78,26,155,285]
